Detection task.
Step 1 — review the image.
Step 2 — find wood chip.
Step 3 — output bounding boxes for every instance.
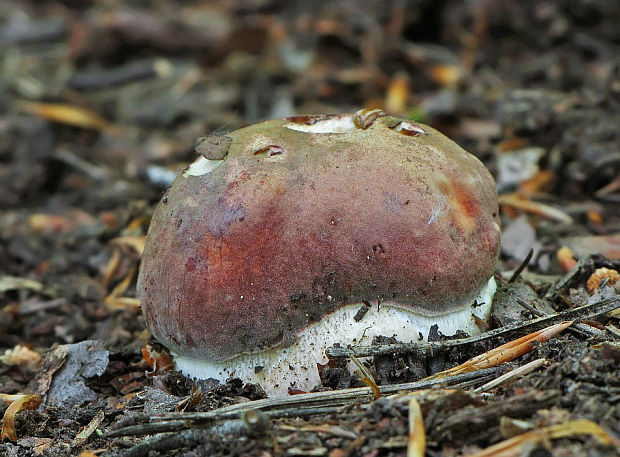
[72,409,105,447]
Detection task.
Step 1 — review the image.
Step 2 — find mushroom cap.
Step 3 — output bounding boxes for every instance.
[137,112,501,365]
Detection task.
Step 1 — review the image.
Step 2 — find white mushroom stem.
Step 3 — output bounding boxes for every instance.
[173,276,497,397]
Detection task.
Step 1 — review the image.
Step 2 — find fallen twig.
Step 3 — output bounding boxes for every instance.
[106,299,618,439]
[516,298,611,339]
[515,298,544,317]
[327,297,618,359]
[508,248,534,283]
[424,321,571,380]
[114,429,216,457]
[106,367,501,438]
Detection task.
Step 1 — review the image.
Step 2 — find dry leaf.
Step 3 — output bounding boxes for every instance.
[496,137,527,152]
[557,246,577,272]
[142,344,175,377]
[1,394,42,441]
[0,345,41,371]
[587,209,603,225]
[104,296,141,312]
[125,216,151,233]
[33,345,69,398]
[587,267,619,295]
[176,385,202,412]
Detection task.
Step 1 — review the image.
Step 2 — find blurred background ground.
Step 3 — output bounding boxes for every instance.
[0,1,618,456]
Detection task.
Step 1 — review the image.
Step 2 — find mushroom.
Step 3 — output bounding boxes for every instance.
[137,109,501,397]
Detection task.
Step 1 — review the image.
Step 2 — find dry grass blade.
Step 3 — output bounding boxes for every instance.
[16,100,118,133]
[176,385,202,412]
[425,321,572,380]
[407,397,425,457]
[0,393,42,441]
[605,324,620,338]
[276,424,358,439]
[104,265,141,311]
[385,388,461,405]
[467,419,616,457]
[474,358,547,393]
[498,193,573,224]
[101,248,122,289]
[105,296,141,311]
[0,276,43,293]
[349,355,380,399]
[110,236,147,256]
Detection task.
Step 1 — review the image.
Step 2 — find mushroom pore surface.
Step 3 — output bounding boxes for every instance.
[137,110,501,396]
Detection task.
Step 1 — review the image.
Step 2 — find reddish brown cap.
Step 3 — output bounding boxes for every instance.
[137,111,500,362]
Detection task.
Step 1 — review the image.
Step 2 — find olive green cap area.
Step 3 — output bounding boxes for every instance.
[137,111,501,363]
